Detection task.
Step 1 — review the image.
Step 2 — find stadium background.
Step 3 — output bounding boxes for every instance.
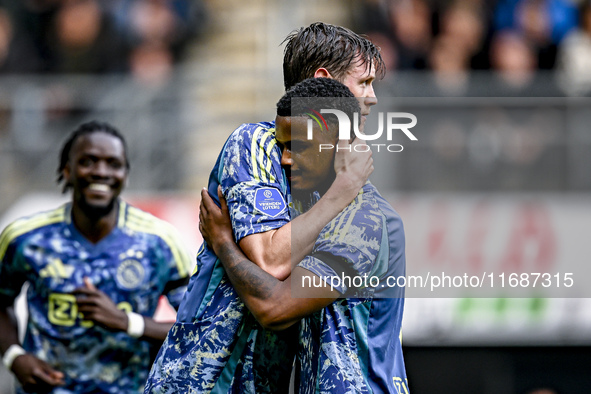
[1,0,591,392]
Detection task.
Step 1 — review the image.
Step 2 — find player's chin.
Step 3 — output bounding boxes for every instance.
[80,195,118,217]
[83,193,114,207]
[289,176,303,191]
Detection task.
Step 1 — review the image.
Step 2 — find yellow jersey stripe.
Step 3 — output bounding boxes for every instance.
[265,137,278,181]
[0,207,66,259]
[251,127,263,182]
[125,210,192,278]
[338,192,363,243]
[251,127,277,184]
[322,191,364,242]
[193,243,206,275]
[256,129,277,184]
[118,201,127,228]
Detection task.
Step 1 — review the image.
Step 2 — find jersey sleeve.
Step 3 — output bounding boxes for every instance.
[156,222,194,310]
[0,227,29,304]
[220,123,290,242]
[297,197,384,295]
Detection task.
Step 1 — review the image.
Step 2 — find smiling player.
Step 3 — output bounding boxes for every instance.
[0,121,192,393]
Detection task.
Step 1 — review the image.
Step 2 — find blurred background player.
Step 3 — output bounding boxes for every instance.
[0,120,192,393]
[144,22,381,393]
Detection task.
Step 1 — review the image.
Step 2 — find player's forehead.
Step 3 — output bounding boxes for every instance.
[71,132,126,159]
[344,58,376,80]
[276,115,314,142]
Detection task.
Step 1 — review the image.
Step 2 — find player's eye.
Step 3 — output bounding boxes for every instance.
[108,159,124,169]
[78,157,94,167]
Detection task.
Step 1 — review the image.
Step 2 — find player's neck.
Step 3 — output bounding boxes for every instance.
[71,201,119,244]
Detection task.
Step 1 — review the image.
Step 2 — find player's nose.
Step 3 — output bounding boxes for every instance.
[365,89,377,107]
[91,160,110,177]
[280,149,292,166]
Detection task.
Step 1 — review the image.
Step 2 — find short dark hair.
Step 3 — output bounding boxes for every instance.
[276,77,360,131]
[282,22,385,90]
[57,120,129,193]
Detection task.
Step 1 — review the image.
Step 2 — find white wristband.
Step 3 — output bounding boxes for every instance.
[126,311,145,338]
[2,344,26,371]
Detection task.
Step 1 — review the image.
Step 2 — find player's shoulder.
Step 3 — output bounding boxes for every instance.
[345,183,385,221]
[358,185,406,248]
[121,202,193,276]
[226,121,276,150]
[120,202,180,238]
[359,183,403,222]
[0,205,67,253]
[324,183,394,243]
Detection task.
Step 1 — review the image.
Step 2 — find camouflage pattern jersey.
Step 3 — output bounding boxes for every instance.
[145,121,297,394]
[294,183,409,394]
[0,201,193,393]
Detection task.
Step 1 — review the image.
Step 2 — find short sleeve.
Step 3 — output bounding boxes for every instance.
[0,230,29,304]
[219,123,290,242]
[156,223,194,309]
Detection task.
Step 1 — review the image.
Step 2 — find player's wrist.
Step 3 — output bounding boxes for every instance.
[2,344,26,372]
[125,311,145,338]
[329,172,362,201]
[210,234,234,256]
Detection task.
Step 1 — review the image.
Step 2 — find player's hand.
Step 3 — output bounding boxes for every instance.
[332,137,374,196]
[11,353,65,393]
[199,186,234,255]
[73,278,127,332]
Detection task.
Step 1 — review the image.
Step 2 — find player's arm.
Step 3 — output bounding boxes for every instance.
[0,236,65,390]
[233,138,373,280]
[73,278,173,341]
[0,299,66,390]
[200,188,339,330]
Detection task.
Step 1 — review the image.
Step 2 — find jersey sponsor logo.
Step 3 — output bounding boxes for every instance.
[48,293,78,326]
[39,258,74,281]
[393,377,410,394]
[48,293,130,327]
[254,187,286,218]
[116,259,145,289]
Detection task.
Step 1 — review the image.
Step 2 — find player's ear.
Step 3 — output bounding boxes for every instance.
[62,162,71,181]
[314,68,332,79]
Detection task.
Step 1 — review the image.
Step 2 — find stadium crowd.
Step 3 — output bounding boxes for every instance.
[354,0,591,96]
[0,0,206,84]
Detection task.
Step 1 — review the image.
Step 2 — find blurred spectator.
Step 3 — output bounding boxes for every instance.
[428,34,472,95]
[0,9,13,71]
[494,0,578,69]
[488,28,563,96]
[0,2,53,73]
[353,0,398,72]
[129,42,173,85]
[556,1,591,96]
[0,0,205,79]
[495,0,578,43]
[125,0,180,84]
[489,30,538,94]
[438,1,490,70]
[389,0,432,70]
[51,0,127,74]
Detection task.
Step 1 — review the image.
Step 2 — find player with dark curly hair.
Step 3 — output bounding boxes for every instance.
[0,120,193,393]
[200,77,409,393]
[145,22,385,393]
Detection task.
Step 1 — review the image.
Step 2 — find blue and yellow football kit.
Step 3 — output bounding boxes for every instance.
[0,201,193,394]
[295,183,409,394]
[145,121,296,393]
